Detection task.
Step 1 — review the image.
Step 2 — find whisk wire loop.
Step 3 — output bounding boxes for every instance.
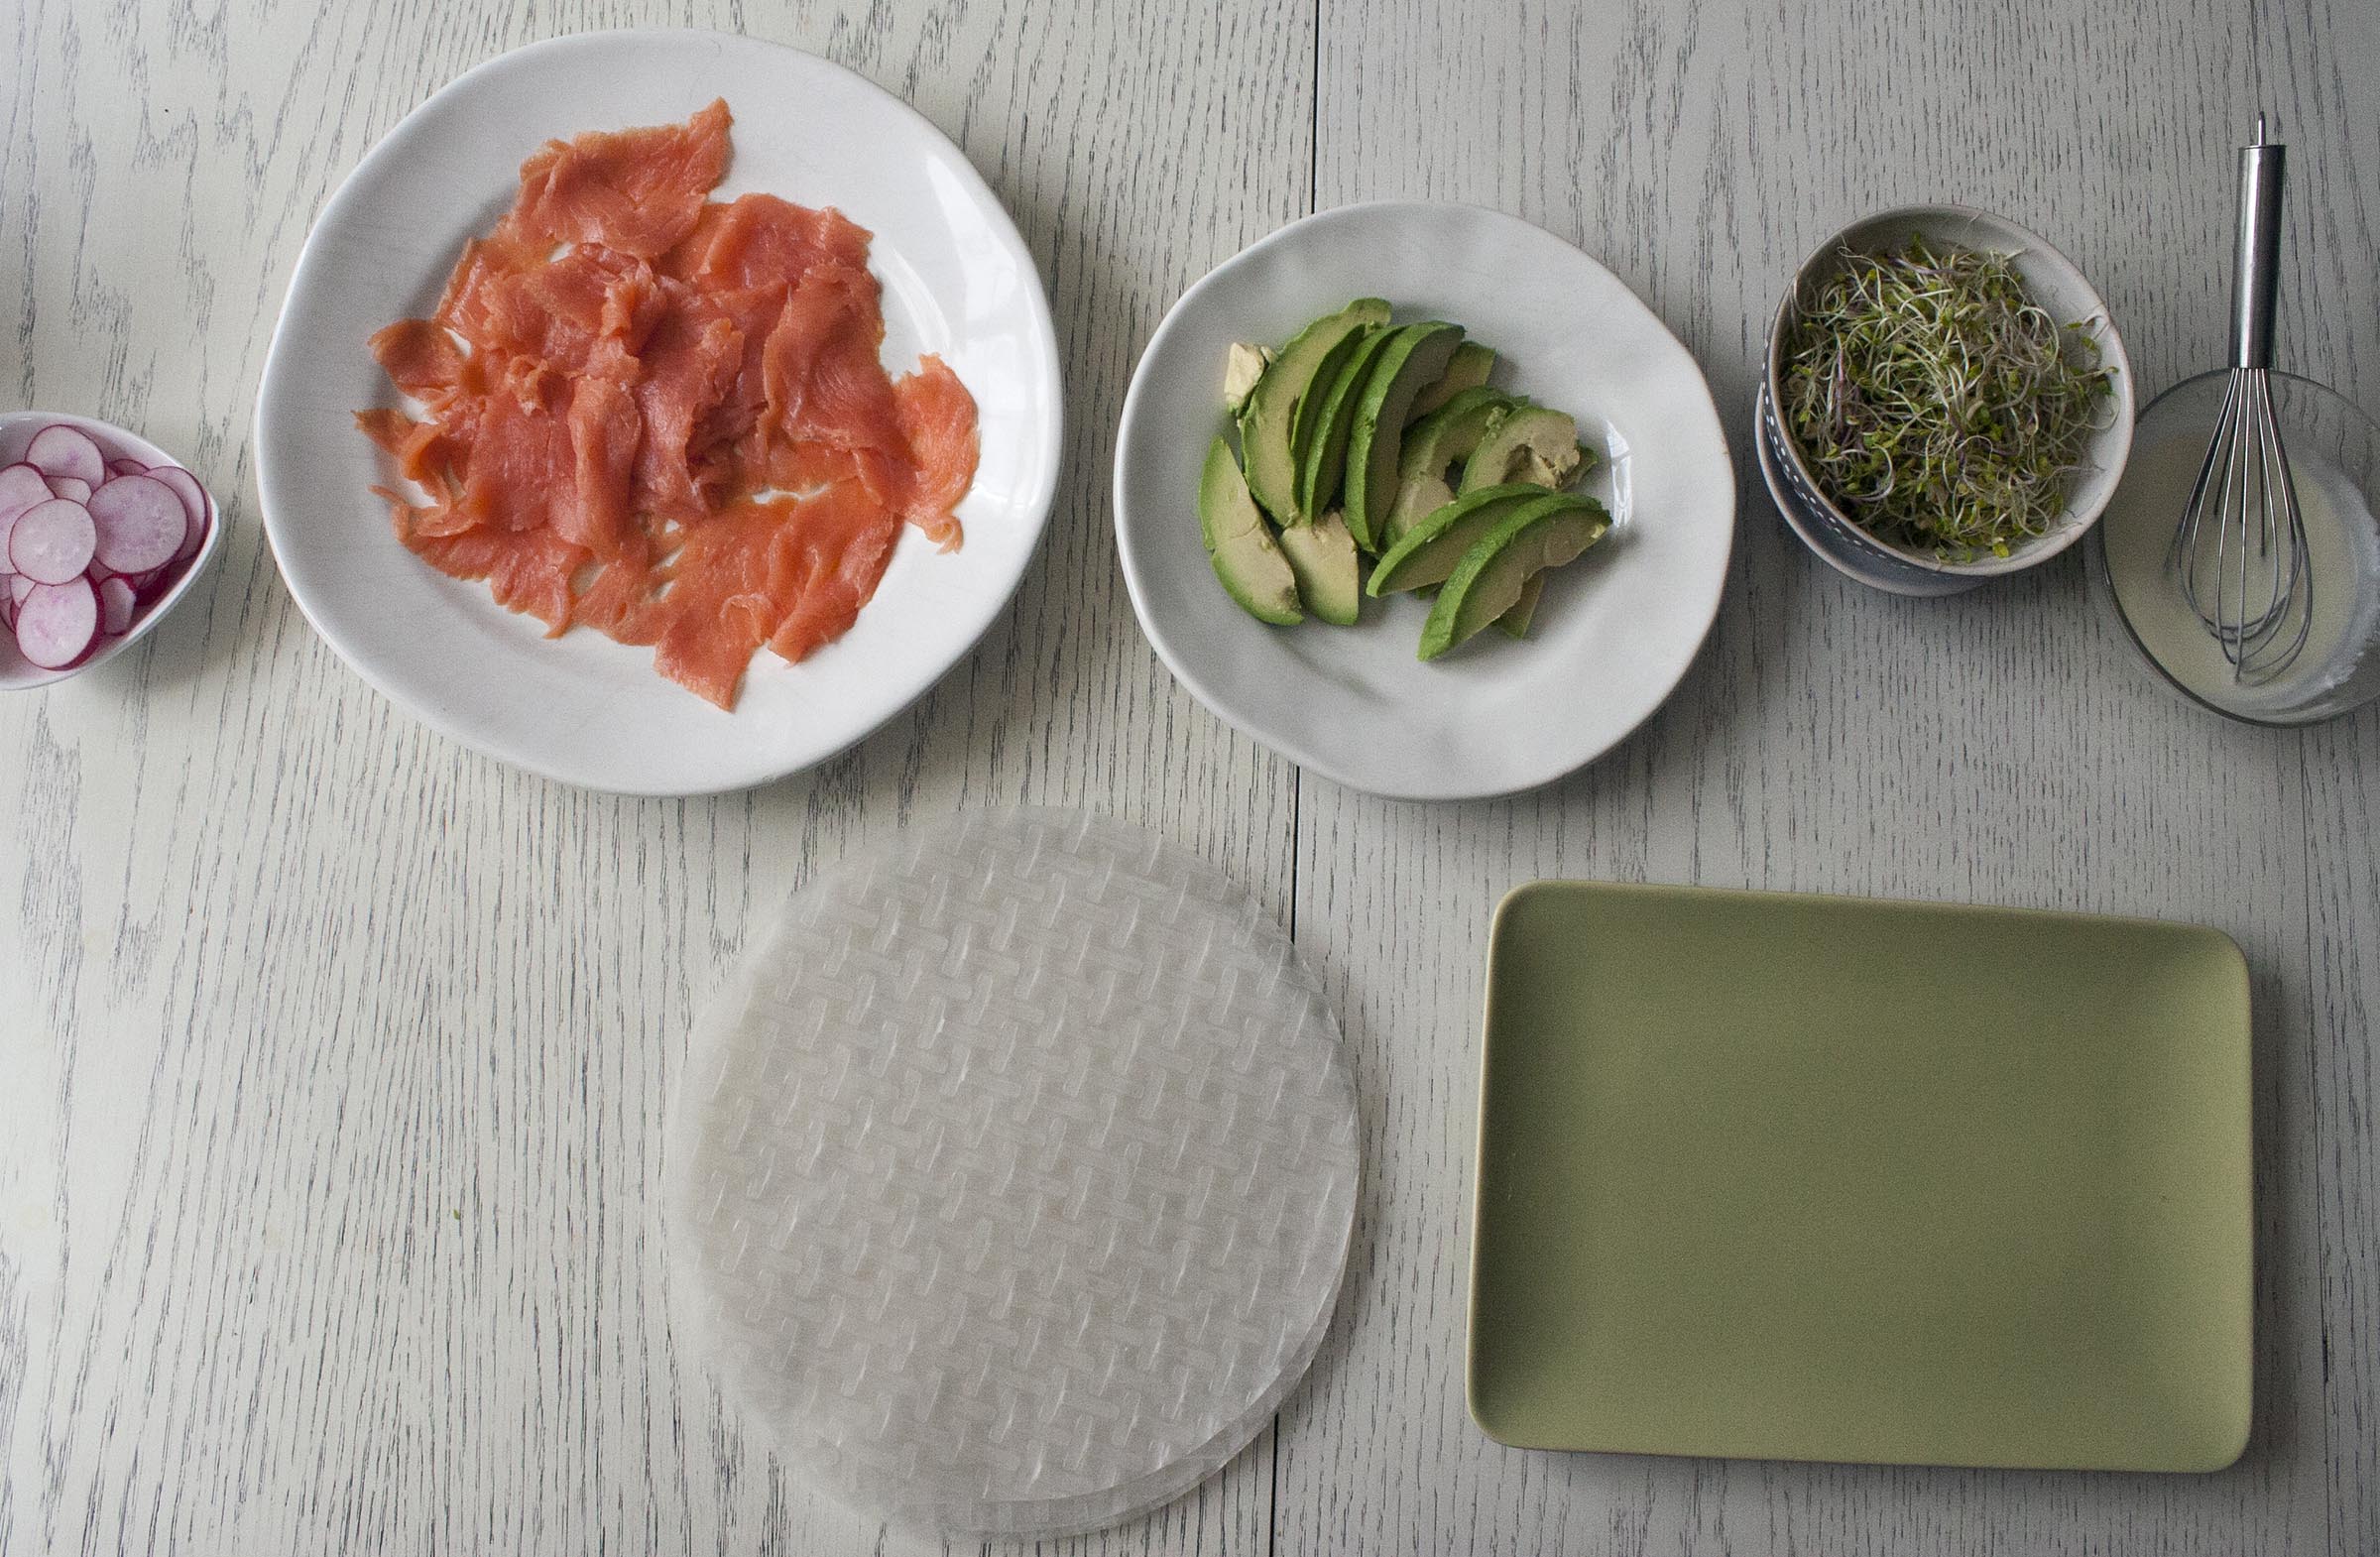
[2166,119,2314,684]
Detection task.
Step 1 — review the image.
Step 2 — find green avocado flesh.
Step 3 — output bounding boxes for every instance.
[1345,322,1464,552]
[1200,436,1301,625]
[1242,299,1390,523]
[1406,340,1496,422]
[1494,572,1546,638]
[1277,510,1363,626]
[1386,387,1516,543]
[1461,403,1586,493]
[1289,316,1383,477]
[1295,325,1396,525]
[1368,485,1586,596]
[1418,500,1610,659]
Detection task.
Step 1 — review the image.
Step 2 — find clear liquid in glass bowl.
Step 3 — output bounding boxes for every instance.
[2094,371,2380,725]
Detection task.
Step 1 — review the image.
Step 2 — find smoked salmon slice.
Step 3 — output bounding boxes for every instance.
[515,98,730,260]
[357,100,981,709]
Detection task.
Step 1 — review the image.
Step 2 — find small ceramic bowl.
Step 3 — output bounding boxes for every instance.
[1758,205,2136,595]
[1,410,222,689]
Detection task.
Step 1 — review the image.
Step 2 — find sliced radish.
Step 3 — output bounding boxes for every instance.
[0,464,50,567]
[0,590,12,630]
[14,578,98,668]
[145,465,211,563]
[8,575,31,607]
[8,498,97,584]
[87,473,183,573]
[97,574,137,635]
[23,424,106,487]
[48,474,91,504]
[106,458,146,479]
[0,463,48,525]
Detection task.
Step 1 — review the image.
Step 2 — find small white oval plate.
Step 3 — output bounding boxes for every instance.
[257,30,1061,795]
[1115,202,1733,801]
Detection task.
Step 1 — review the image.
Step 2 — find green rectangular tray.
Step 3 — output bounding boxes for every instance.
[1468,881,2251,1472]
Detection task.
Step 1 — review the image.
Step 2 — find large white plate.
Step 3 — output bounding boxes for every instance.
[1114,202,1732,800]
[256,30,1061,795]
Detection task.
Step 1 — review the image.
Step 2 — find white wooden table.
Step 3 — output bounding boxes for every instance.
[5,2,2378,1552]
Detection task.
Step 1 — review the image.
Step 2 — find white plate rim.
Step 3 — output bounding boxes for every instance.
[1112,198,1734,802]
[254,28,1063,795]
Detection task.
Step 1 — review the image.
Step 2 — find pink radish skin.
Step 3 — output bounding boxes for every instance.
[97,575,136,635]
[48,474,91,504]
[23,425,106,487]
[144,465,210,563]
[88,474,183,573]
[14,578,98,668]
[8,498,97,585]
[106,458,146,479]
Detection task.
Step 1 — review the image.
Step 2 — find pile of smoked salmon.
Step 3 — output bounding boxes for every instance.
[357,100,979,709]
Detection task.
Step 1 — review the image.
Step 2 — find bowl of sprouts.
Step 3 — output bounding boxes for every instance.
[1758,205,2134,594]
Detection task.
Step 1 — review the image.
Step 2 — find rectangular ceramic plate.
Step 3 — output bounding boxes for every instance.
[1468,881,2251,1472]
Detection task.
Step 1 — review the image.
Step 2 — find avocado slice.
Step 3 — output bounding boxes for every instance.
[1493,572,1545,639]
[1368,484,1587,596]
[1288,322,1380,475]
[1345,322,1464,551]
[1403,387,1515,471]
[1222,342,1270,414]
[1199,436,1301,625]
[1276,509,1363,626]
[1418,500,1611,660]
[1241,299,1391,523]
[1407,340,1496,422]
[1293,324,1396,524]
[1461,404,1587,493]
[1385,387,1515,542]
[1386,471,1456,554]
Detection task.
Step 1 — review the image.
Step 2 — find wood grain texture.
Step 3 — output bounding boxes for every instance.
[0,2,1309,1554]
[5,0,2378,1553]
[1288,1,2380,1554]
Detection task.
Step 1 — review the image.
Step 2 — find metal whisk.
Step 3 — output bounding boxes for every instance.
[2168,114,2314,681]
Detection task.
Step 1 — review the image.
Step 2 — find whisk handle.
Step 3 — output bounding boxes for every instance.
[2234,124,2286,369]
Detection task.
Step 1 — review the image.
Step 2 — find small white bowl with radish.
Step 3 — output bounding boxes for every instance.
[0,412,218,688]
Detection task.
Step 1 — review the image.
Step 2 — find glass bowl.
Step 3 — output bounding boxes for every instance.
[2092,371,2380,726]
